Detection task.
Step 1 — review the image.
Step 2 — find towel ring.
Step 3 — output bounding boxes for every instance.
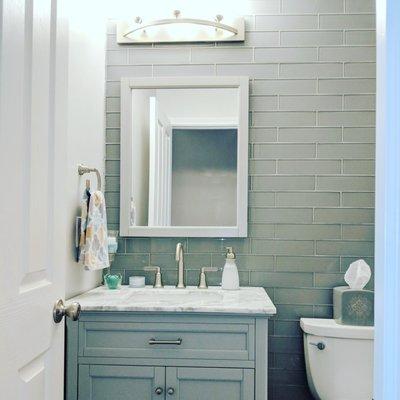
[78,164,102,191]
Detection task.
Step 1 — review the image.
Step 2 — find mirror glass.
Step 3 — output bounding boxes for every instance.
[130,87,239,228]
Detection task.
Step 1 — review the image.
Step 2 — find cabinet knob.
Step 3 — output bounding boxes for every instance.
[155,387,163,395]
[167,387,175,395]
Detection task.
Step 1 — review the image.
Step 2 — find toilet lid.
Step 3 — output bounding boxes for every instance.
[300,318,374,339]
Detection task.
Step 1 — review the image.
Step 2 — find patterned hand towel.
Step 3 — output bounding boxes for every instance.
[82,191,110,270]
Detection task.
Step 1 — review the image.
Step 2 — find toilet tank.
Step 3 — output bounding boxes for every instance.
[301,318,374,400]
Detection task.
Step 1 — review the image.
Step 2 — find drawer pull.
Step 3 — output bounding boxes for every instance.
[148,338,182,345]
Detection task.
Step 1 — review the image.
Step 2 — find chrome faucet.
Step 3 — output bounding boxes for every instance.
[175,242,186,288]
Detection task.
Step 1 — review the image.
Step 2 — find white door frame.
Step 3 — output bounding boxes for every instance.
[374,0,400,398]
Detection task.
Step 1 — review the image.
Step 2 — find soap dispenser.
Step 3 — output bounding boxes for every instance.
[221,247,240,290]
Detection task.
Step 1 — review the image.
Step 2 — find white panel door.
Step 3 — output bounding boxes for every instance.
[0,0,69,399]
[148,97,172,226]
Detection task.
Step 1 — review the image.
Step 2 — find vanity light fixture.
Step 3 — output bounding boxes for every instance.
[117,10,245,44]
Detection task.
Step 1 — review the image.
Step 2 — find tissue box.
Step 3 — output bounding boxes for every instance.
[333,286,374,326]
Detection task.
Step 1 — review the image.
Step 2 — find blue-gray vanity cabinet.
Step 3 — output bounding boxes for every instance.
[66,312,269,400]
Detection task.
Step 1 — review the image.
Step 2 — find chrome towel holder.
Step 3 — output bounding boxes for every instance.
[78,164,101,191]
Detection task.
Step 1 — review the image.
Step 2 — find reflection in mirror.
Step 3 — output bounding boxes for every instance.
[130,87,239,228]
[120,77,248,237]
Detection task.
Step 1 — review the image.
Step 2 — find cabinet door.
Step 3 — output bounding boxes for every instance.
[166,367,254,400]
[78,365,165,400]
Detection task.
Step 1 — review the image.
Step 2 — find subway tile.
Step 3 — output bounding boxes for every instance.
[344,94,375,110]
[282,0,344,13]
[251,96,279,111]
[105,176,119,191]
[343,127,375,143]
[269,336,304,355]
[276,256,340,272]
[274,321,303,337]
[235,254,275,270]
[249,159,276,174]
[105,129,120,143]
[319,46,375,62]
[255,48,317,63]
[153,64,214,76]
[316,240,374,256]
[318,111,375,126]
[344,62,376,77]
[125,238,151,253]
[250,271,314,288]
[319,14,375,29]
[316,176,374,191]
[107,65,152,80]
[341,256,374,272]
[345,30,375,45]
[313,305,334,318]
[150,253,176,270]
[184,253,213,269]
[342,192,374,207]
[253,111,316,127]
[343,159,375,174]
[248,0,281,14]
[106,144,120,159]
[314,208,374,223]
[150,238,187,253]
[106,207,119,224]
[318,143,374,158]
[113,253,150,268]
[245,31,280,47]
[248,224,276,238]
[107,50,127,65]
[272,384,312,400]
[279,63,343,78]
[106,81,120,96]
[342,225,374,240]
[129,48,190,64]
[319,78,375,94]
[280,95,342,111]
[345,0,375,12]
[278,127,342,143]
[256,15,318,30]
[275,288,332,305]
[276,304,314,319]
[252,239,315,255]
[250,128,278,143]
[252,79,317,95]
[253,175,315,190]
[278,160,341,174]
[187,238,224,253]
[250,208,313,223]
[217,63,278,79]
[315,273,345,288]
[281,31,343,46]
[254,143,316,158]
[276,192,340,207]
[105,192,120,207]
[106,98,120,112]
[105,160,120,175]
[276,224,341,240]
[106,113,120,128]
[191,48,253,63]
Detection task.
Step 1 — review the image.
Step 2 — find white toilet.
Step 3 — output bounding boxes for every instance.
[300,318,374,400]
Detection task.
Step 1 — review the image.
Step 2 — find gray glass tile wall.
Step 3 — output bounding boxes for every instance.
[105,1,375,398]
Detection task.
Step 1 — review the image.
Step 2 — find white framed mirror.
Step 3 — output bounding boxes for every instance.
[120,76,249,237]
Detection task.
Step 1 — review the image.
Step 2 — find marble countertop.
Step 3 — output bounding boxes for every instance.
[68,285,276,316]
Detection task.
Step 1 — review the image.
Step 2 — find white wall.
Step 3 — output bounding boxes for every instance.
[65,1,107,298]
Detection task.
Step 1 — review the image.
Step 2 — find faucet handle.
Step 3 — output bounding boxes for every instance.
[198,267,219,289]
[144,266,163,288]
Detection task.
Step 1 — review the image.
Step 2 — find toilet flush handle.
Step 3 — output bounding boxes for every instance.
[310,342,326,350]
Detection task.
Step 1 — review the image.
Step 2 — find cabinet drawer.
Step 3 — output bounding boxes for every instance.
[79,321,254,361]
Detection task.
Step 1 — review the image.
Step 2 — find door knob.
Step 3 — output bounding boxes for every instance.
[53,299,81,323]
[167,387,175,395]
[155,387,163,395]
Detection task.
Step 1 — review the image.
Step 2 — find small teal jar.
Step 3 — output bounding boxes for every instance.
[104,273,122,290]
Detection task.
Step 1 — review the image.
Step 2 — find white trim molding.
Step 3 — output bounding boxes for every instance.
[120,76,249,238]
[375,0,400,398]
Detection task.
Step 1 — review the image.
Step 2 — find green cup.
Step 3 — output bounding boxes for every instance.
[104,273,122,290]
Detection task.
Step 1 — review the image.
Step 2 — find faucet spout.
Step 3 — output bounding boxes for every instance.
[175,242,186,288]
